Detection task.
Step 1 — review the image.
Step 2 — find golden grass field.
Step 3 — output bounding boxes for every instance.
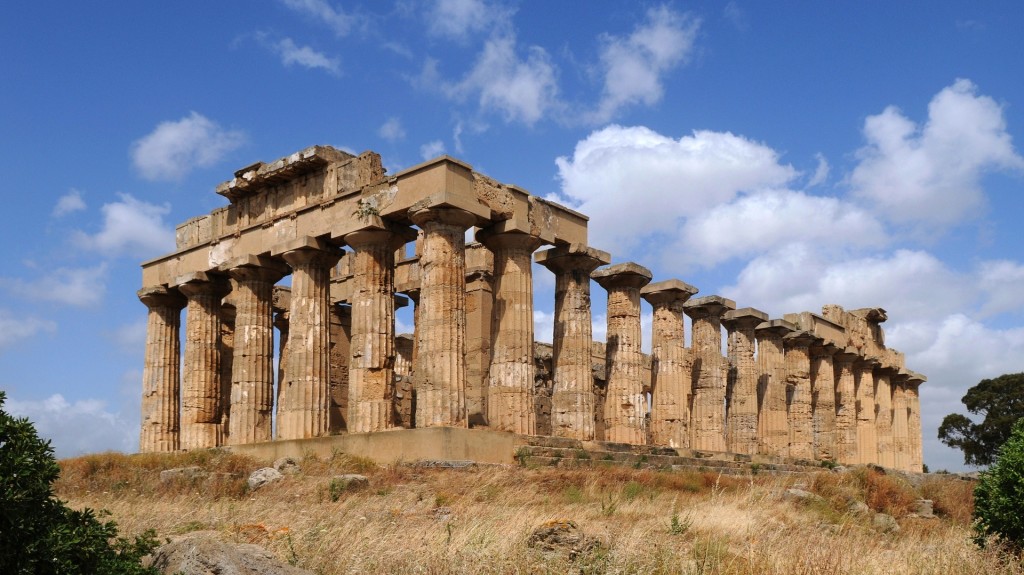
[54,450,1022,575]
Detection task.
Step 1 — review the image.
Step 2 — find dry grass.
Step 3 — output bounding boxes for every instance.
[55,451,1023,575]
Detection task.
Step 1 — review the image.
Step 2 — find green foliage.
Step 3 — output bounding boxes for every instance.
[0,391,160,574]
[939,372,1024,466]
[974,418,1024,551]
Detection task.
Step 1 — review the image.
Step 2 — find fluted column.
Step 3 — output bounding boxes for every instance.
[684,295,736,452]
[478,230,544,435]
[875,368,895,468]
[277,238,342,439]
[410,207,477,428]
[854,357,880,465]
[784,331,816,460]
[906,373,925,472]
[535,244,611,440]
[755,319,795,456]
[833,346,859,464]
[177,272,230,450]
[138,286,187,453]
[641,279,699,448]
[810,342,838,462]
[891,373,910,471]
[223,257,288,445]
[272,307,289,438]
[722,308,767,455]
[593,263,652,444]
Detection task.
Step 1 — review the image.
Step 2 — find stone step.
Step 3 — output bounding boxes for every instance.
[515,445,824,475]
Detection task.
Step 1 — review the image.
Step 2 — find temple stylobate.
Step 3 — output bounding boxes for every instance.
[138,145,927,472]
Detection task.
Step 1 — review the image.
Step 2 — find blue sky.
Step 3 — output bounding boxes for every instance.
[2,1,1022,471]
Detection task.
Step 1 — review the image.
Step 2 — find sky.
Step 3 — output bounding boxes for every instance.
[2,1,1023,471]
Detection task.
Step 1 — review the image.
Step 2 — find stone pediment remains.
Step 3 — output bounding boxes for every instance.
[138,145,926,472]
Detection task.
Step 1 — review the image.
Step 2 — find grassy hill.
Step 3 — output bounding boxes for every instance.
[55,450,1019,574]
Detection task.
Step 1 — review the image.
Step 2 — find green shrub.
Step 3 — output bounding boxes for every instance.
[974,418,1024,551]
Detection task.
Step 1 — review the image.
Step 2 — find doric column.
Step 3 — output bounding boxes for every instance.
[721,307,767,455]
[684,295,736,452]
[641,279,699,448]
[810,341,838,462]
[223,256,288,445]
[755,319,795,456]
[784,331,816,460]
[593,263,652,444]
[343,221,415,433]
[832,346,859,464]
[218,303,235,442]
[272,288,290,438]
[176,272,230,450]
[138,286,186,453]
[906,372,926,472]
[854,356,881,464]
[891,373,910,471]
[276,237,342,440]
[409,206,478,428]
[478,229,544,435]
[535,244,611,440]
[328,303,351,433]
[875,368,895,468]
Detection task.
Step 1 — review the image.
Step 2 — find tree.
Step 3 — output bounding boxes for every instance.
[974,417,1024,551]
[0,391,159,574]
[938,372,1024,467]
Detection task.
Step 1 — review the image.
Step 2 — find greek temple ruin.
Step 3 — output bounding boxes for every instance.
[138,145,927,472]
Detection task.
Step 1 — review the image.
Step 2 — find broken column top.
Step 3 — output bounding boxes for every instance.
[640,279,699,304]
[591,262,653,289]
[683,295,736,318]
[534,243,611,270]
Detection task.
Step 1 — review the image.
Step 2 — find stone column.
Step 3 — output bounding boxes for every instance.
[891,373,910,471]
[906,373,925,472]
[784,331,816,460]
[755,319,795,456]
[328,303,351,433]
[810,342,838,462]
[410,206,478,428]
[176,272,230,450]
[272,306,289,438]
[535,244,611,440]
[641,279,699,448]
[593,263,652,445]
[276,237,342,440]
[854,357,880,465]
[478,229,544,435]
[722,308,767,455]
[344,222,414,433]
[875,368,895,468]
[684,295,736,452]
[138,286,187,453]
[832,346,859,464]
[223,257,288,445]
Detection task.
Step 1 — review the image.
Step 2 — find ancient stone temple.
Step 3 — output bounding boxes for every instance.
[138,145,928,472]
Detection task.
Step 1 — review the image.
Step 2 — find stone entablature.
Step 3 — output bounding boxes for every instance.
[138,145,927,473]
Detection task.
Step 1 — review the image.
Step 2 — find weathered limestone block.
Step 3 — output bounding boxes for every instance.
[784,331,816,460]
[276,238,342,440]
[875,368,895,468]
[642,279,699,448]
[218,304,235,443]
[684,295,736,452]
[810,341,838,462]
[464,253,494,428]
[410,206,477,428]
[854,357,881,465]
[832,346,859,464]
[223,257,288,445]
[535,244,610,440]
[271,288,290,438]
[328,303,351,433]
[593,262,653,445]
[533,342,554,436]
[176,272,231,450]
[891,373,910,471]
[138,287,187,453]
[478,229,545,435]
[906,372,926,472]
[722,307,767,455]
[755,319,795,456]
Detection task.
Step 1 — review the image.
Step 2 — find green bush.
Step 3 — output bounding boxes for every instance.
[974,417,1024,551]
[0,391,159,574]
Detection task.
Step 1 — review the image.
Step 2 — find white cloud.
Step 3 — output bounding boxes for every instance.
[75,193,175,258]
[554,125,797,254]
[0,310,56,350]
[426,0,508,40]
[280,0,357,36]
[132,112,245,181]
[110,319,147,355]
[2,264,108,308]
[6,393,137,458]
[274,38,340,74]
[52,189,86,217]
[379,117,407,142]
[590,6,700,123]
[977,260,1024,317]
[807,153,829,187]
[850,79,1024,229]
[420,140,445,159]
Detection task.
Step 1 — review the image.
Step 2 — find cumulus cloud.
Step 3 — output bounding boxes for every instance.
[977,260,1024,317]
[807,153,829,187]
[378,117,406,142]
[280,0,357,36]
[426,0,509,40]
[1,264,108,308]
[273,37,340,74]
[554,125,797,254]
[132,112,245,181]
[0,310,56,350]
[52,189,86,217]
[590,6,700,123]
[74,193,175,258]
[6,394,137,458]
[850,79,1024,229]
[420,140,445,159]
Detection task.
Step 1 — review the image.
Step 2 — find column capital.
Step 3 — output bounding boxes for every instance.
[138,286,186,310]
[273,236,343,268]
[173,271,230,298]
[810,341,840,358]
[783,330,818,349]
[409,205,478,229]
[854,356,881,371]
[641,279,699,309]
[722,307,768,331]
[475,228,545,253]
[221,255,290,283]
[591,262,653,290]
[534,243,611,274]
[754,318,796,339]
[340,218,417,251]
[683,295,736,320]
[832,345,860,363]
